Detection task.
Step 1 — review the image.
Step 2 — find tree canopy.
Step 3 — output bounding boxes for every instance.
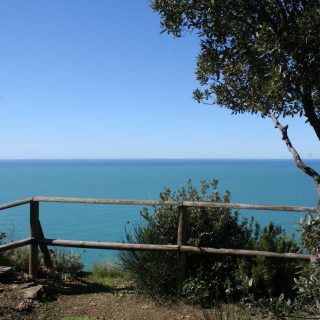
[151,0,320,140]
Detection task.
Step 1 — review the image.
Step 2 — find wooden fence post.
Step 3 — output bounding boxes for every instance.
[177,205,188,296]
[38,220,53,269]
[29,201,39,279]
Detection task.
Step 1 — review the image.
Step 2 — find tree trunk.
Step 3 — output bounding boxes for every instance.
[302,89,320,142]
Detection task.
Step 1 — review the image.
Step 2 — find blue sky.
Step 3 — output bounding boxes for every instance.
[0,0,318,159]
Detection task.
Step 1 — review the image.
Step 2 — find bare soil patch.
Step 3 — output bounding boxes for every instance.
[0,273,204,320]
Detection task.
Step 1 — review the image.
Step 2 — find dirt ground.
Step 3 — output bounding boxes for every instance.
[0,274,206,320]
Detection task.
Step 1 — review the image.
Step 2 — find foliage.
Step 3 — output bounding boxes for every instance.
[0,232,6,242]
[0,232,10,266]
[119,223,178,297]
[120,179,253,300]
[236,223,300,299]
[241,215,320,318]
[293,261,320,315]
[300,213,320,255]
[50,249,84,281]
[0,234,36,273]
[243,293,302,319]
[5,247,31,272]
[151,0,320,139]
[0,234,83,280]
[291,215,320,315]
[119,180,300,304]
[201,303,261,320]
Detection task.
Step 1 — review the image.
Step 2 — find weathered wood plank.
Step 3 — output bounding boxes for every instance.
[31,196,317,212]
[42,239,179,252]
[0,266,12,275]
[41,238,311,260]
[0,238,33,252]
[182,201,317,213]
[0,198,33,211]
[0,197,315,213]
[180,246,311,260]
[34,196,180,207]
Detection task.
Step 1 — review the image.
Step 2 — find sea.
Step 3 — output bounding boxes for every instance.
[0,159,319,269]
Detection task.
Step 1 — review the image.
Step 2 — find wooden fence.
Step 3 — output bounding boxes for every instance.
[0,196,316,290]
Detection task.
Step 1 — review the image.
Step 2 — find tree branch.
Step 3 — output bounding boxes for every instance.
[270,114,320,183]
[270,114,320,216]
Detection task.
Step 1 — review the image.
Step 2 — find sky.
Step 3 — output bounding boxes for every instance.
[0,0,319,159]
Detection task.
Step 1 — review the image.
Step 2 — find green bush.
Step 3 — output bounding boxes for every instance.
[237,223,300,299]
[0,232,10,266]
[216,218,319,319]
[0,232,32,272]
[5,247,31,272]
[291,214,320,315]
[0,233,84,280]
[119,180,300,304]
[50,249,84,280]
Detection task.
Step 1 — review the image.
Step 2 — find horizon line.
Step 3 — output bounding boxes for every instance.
[0,158,319,161]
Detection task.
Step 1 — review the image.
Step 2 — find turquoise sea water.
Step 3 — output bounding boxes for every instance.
[0,159,319,269]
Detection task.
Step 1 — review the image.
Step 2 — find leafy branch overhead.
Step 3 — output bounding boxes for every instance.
[152,0,320,139]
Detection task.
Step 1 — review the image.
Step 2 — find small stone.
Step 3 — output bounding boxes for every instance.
[22,284,43,300]
[19,282,34,290]
[15,299,33,312]
[33,301,40,308]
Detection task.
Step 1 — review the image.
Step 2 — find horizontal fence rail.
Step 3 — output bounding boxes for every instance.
[42,239,311,261]
[34,196,181,207]
[42,239,179,252]
[0,198,33,211]
[183,201,318,212]
[0,238,34,252]
[0,196,317,283]
[0,196,317,212]
[33,196,318,212]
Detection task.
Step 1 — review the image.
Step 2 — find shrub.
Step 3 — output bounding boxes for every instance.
[5,247,31,272]
[0,233,84,281]
[0,232,10,266]
[0,232,32,272]
[291,214,320,315]
[50,249,84,280]
[236,223,300,299]
[119,179,300,304]
[231,215,319,318]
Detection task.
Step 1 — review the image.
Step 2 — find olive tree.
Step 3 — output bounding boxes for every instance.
[151,0,320,214]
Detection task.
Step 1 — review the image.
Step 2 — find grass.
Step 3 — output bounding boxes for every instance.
[89,261,131,289]
[63,318,97,320]
[201,304,260,320]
